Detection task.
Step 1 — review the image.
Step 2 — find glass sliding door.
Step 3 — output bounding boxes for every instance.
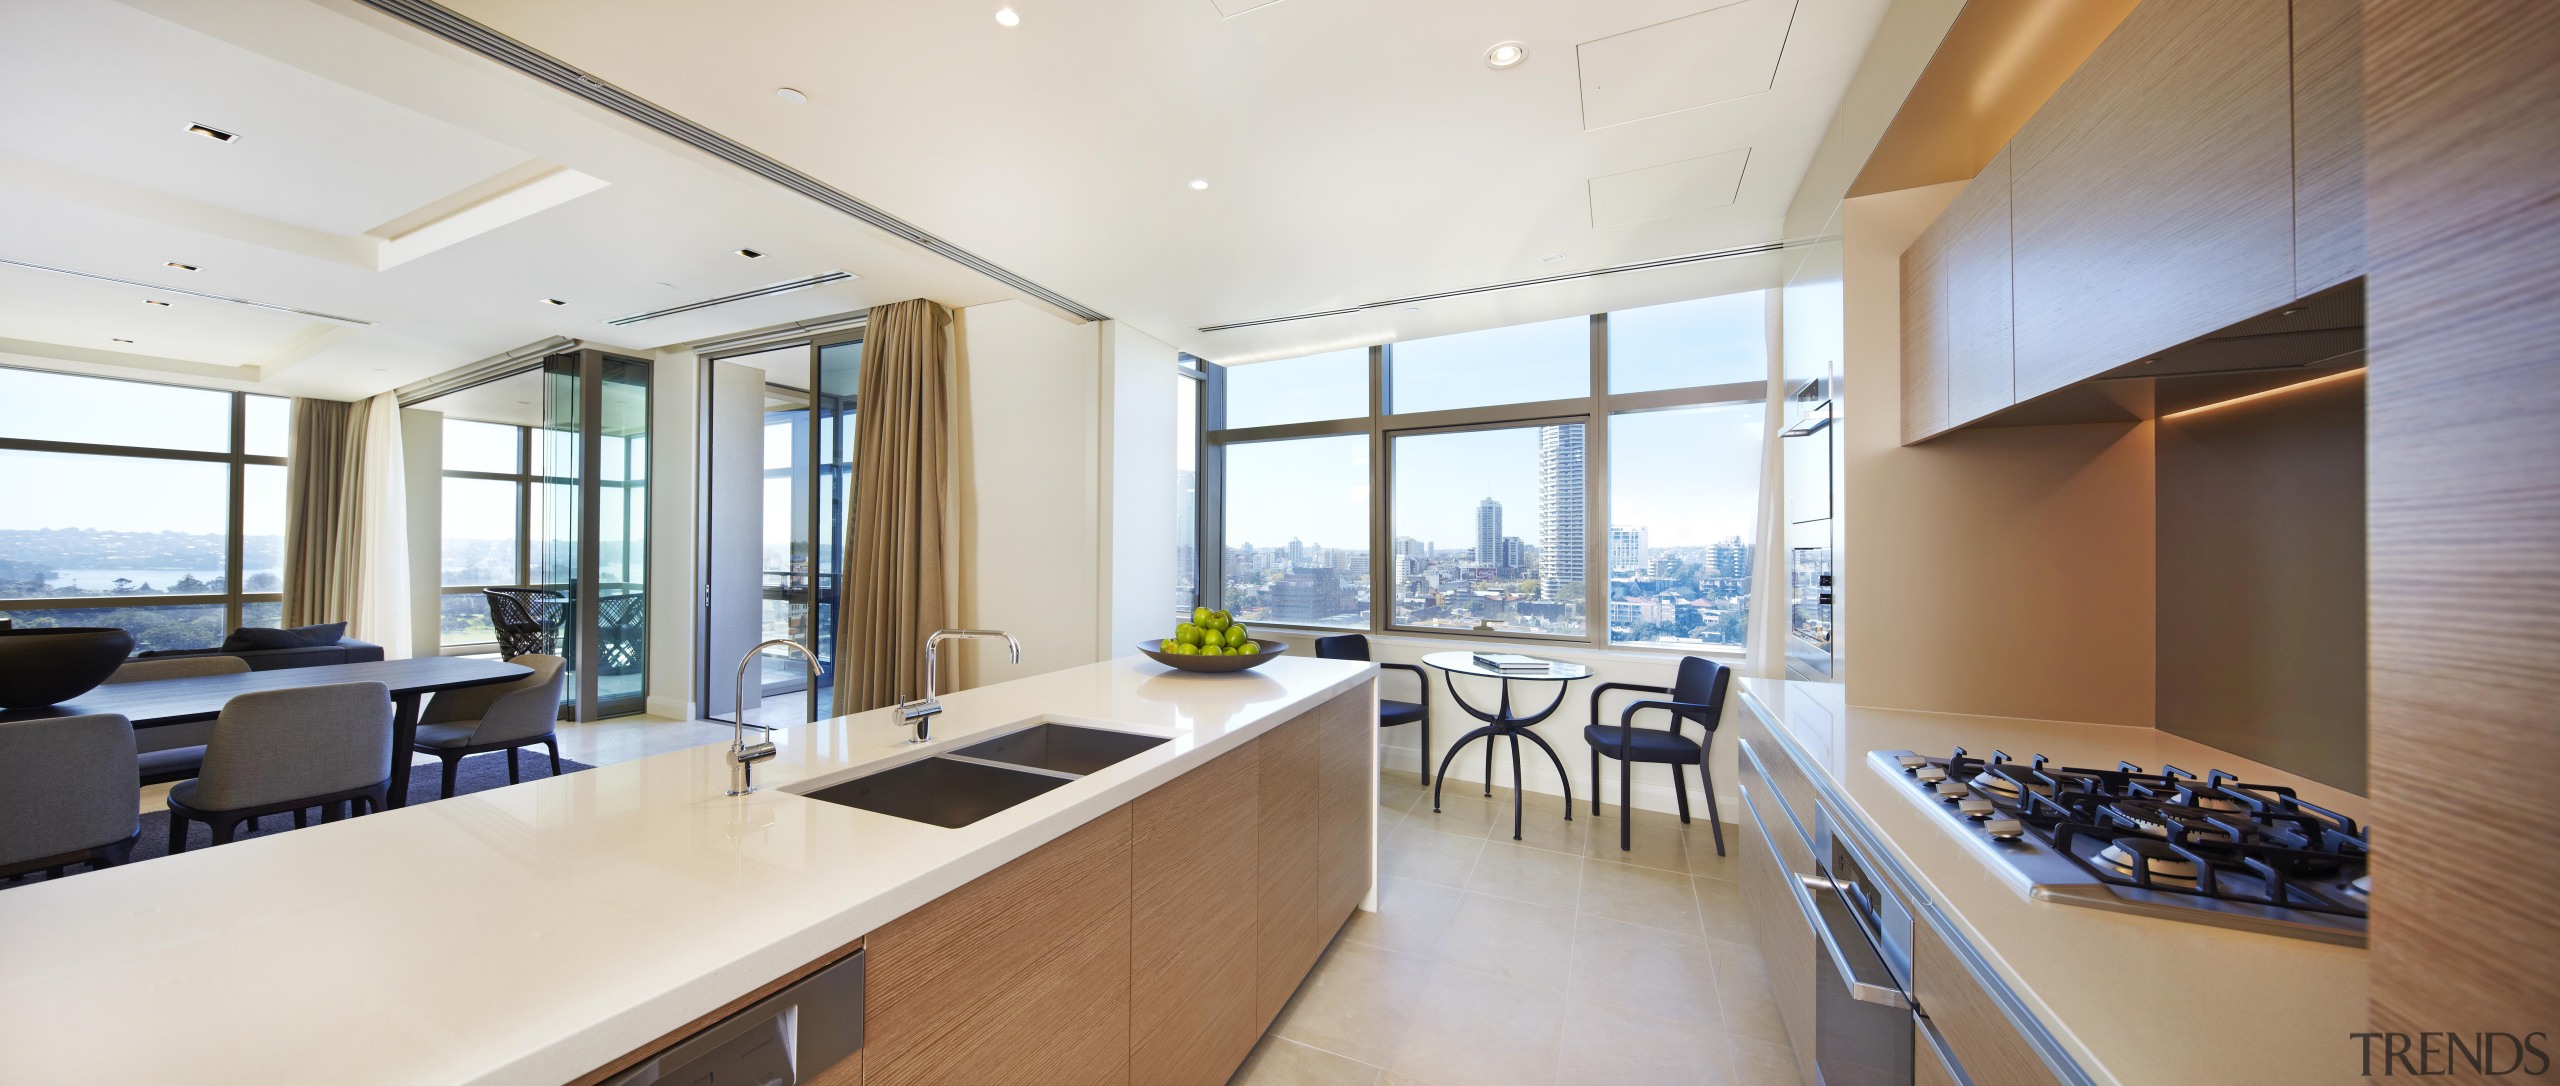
[530,349,651,720]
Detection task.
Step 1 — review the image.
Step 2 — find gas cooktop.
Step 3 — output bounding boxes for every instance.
[1871,747,2369,945]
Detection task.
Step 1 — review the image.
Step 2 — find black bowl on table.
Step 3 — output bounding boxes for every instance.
[1138,638,1288,673]
[0,627,135,709]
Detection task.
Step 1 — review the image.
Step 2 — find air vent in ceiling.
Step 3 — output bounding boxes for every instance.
[605,272,855,327]
[0,257,374,325]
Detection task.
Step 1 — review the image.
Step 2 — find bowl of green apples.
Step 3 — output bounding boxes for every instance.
[1141,608,1287,672]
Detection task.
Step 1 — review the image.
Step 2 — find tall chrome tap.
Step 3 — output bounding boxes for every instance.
[728,639,817,795]
[895,629,1020,742]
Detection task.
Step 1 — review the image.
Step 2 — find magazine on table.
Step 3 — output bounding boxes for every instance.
[1471,652,1551,672]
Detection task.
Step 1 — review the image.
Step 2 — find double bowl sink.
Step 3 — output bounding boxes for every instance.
[790,722,1169,829]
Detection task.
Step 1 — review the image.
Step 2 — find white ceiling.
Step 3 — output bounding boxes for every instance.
[0,0,1895,397]
[424,0,1895,363]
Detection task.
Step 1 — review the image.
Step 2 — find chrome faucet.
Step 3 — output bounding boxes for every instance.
[728,639,818,796]
[896,629,1020,742]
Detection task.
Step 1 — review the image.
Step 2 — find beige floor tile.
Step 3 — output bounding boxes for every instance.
[1555,1000,1726,1086]
[1433,892,1577,991]
[1229,1035,1385,1086]
[1720,1033,1802,1086]
[1584,815,1693,875]
[1342,876,1466,959]
[1707,945,1789,1049]
[1564,913,1724,1030]
[1509,807,1592,855]
[1466,841,1584,911]
[1385,962,1566,1086]
[1692,875,1753,945]
[1380,823,1489,887]
[1578,860,1704,934]
[1678,822,1742,879]
[1408,789,1503,839]
[1271,941,1438,1068]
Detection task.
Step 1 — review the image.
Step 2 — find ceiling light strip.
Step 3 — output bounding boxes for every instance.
[1195,238,1811,333]
[605,272,854,327]
[0,257,376,326]
[350,0,1108,323]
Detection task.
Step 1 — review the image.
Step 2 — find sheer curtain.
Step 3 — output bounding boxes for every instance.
[281,394,410,656]
[832,299,955,714]
[1744,289,1790,680]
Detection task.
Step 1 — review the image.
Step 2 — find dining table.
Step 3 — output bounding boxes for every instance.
[0,657,534,809]
[1420,651,1593,840]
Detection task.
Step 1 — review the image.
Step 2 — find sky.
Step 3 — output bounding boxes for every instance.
[1219,291,1770,553]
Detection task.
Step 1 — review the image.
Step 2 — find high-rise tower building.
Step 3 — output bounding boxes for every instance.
[1539,425,1584,603]
[1607,525,1647,572]
[1475,498,1503,568]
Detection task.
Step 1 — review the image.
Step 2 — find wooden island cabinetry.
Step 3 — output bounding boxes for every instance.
[860,681,1374,1086]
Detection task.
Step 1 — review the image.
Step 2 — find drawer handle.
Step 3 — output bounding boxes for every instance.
[1793,873,1911,1009]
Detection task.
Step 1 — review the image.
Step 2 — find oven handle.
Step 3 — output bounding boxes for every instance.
[1793,872,1911,1009]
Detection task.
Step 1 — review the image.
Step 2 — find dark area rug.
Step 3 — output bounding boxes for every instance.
[3,752,594,887]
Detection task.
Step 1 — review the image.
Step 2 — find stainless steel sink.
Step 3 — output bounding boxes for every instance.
[792,722,1169,829]
[797,756,1072,829]
[948,722,1170,776]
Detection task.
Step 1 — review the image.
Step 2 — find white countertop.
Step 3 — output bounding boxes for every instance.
[1736,678,2367,1086]
[0,654,1375,1086]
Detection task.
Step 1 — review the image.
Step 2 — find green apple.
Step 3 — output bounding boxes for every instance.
[1200,644,1224,656]
[1169,642,1196,655]
[1223,625,1247,648]
[1174,622,1200,644]
[1235,642,1260,655]
[1185,627,1210,647]
[1192,606,1214,627]
[1203,610,1230,632]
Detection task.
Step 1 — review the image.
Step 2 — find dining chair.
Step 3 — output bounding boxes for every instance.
[104,655,253,786]
[0,714,139,881]
[1312,634,1434,784]
[483,589,564,660]
[1586,656,1734,855]
[166,681,394,851]
[409,654,569,797]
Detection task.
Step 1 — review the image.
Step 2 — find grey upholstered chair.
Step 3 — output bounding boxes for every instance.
[103,655,253,785]
[410,654,567,797]
[102,654,252,684]
[0,714,141,881]
[167,681,394,851]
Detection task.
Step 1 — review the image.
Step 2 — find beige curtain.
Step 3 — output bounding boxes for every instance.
[282,398,364,629]
[833,299,955,714]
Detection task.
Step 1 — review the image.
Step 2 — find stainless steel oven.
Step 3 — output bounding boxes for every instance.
[1738,738,1910,1085]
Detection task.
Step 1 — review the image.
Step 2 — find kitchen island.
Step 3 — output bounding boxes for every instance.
[1736,678,2367,1086]
[0,654,1377,1086]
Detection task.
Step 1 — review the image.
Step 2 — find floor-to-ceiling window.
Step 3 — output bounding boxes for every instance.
[0,366,287,650]
[1206,290,1769,651]
[436,415,534,651]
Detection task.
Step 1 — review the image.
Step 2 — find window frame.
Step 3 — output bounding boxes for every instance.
[0,365,288,643]
[1202,311,1769,652]
[437,421,538,655]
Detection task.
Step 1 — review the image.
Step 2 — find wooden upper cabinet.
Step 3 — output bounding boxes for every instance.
[1132,742,1262,1086]
[2292,0,2364,295]
[863,809,1133,1086]
[1901,215,1952,444]
[2009,0,2296,400]
[1943,145,2017,427]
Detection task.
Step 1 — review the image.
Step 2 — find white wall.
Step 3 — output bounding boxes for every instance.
[646,348,700,720]
[399,408,443,658]
[1097,321,1177,654]
[949,300,1103,689]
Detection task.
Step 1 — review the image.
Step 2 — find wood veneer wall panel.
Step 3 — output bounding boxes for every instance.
[1316,683,1376,924]
[1254,713,1326,1028]
[863,810,1132,1086]
[2291,0,2365,295]
[1912,920,2061,1086]
[2009,0,2296,399]
[1131,742,1261,1086]
[2364,0,2560,1037]
[1944,144,2016,426]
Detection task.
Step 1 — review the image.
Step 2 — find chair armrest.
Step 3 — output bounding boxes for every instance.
[1378,661,1429,709]
[1588,680,1670,732]
[1619,698,1721,740]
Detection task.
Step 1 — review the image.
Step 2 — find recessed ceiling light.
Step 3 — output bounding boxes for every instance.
[111,337,134,344]
[1485,41,1528,69]
[737,248,764,259]
[1538,252,1564,263]
[1188,178,1210,191]
[774,87,808,105]
[543,298,567,306]
[994,6,1020,26]
[186,123,238,143]
[2280,307,2306,316]
[143,299,171,307]
[165,262,199,272]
